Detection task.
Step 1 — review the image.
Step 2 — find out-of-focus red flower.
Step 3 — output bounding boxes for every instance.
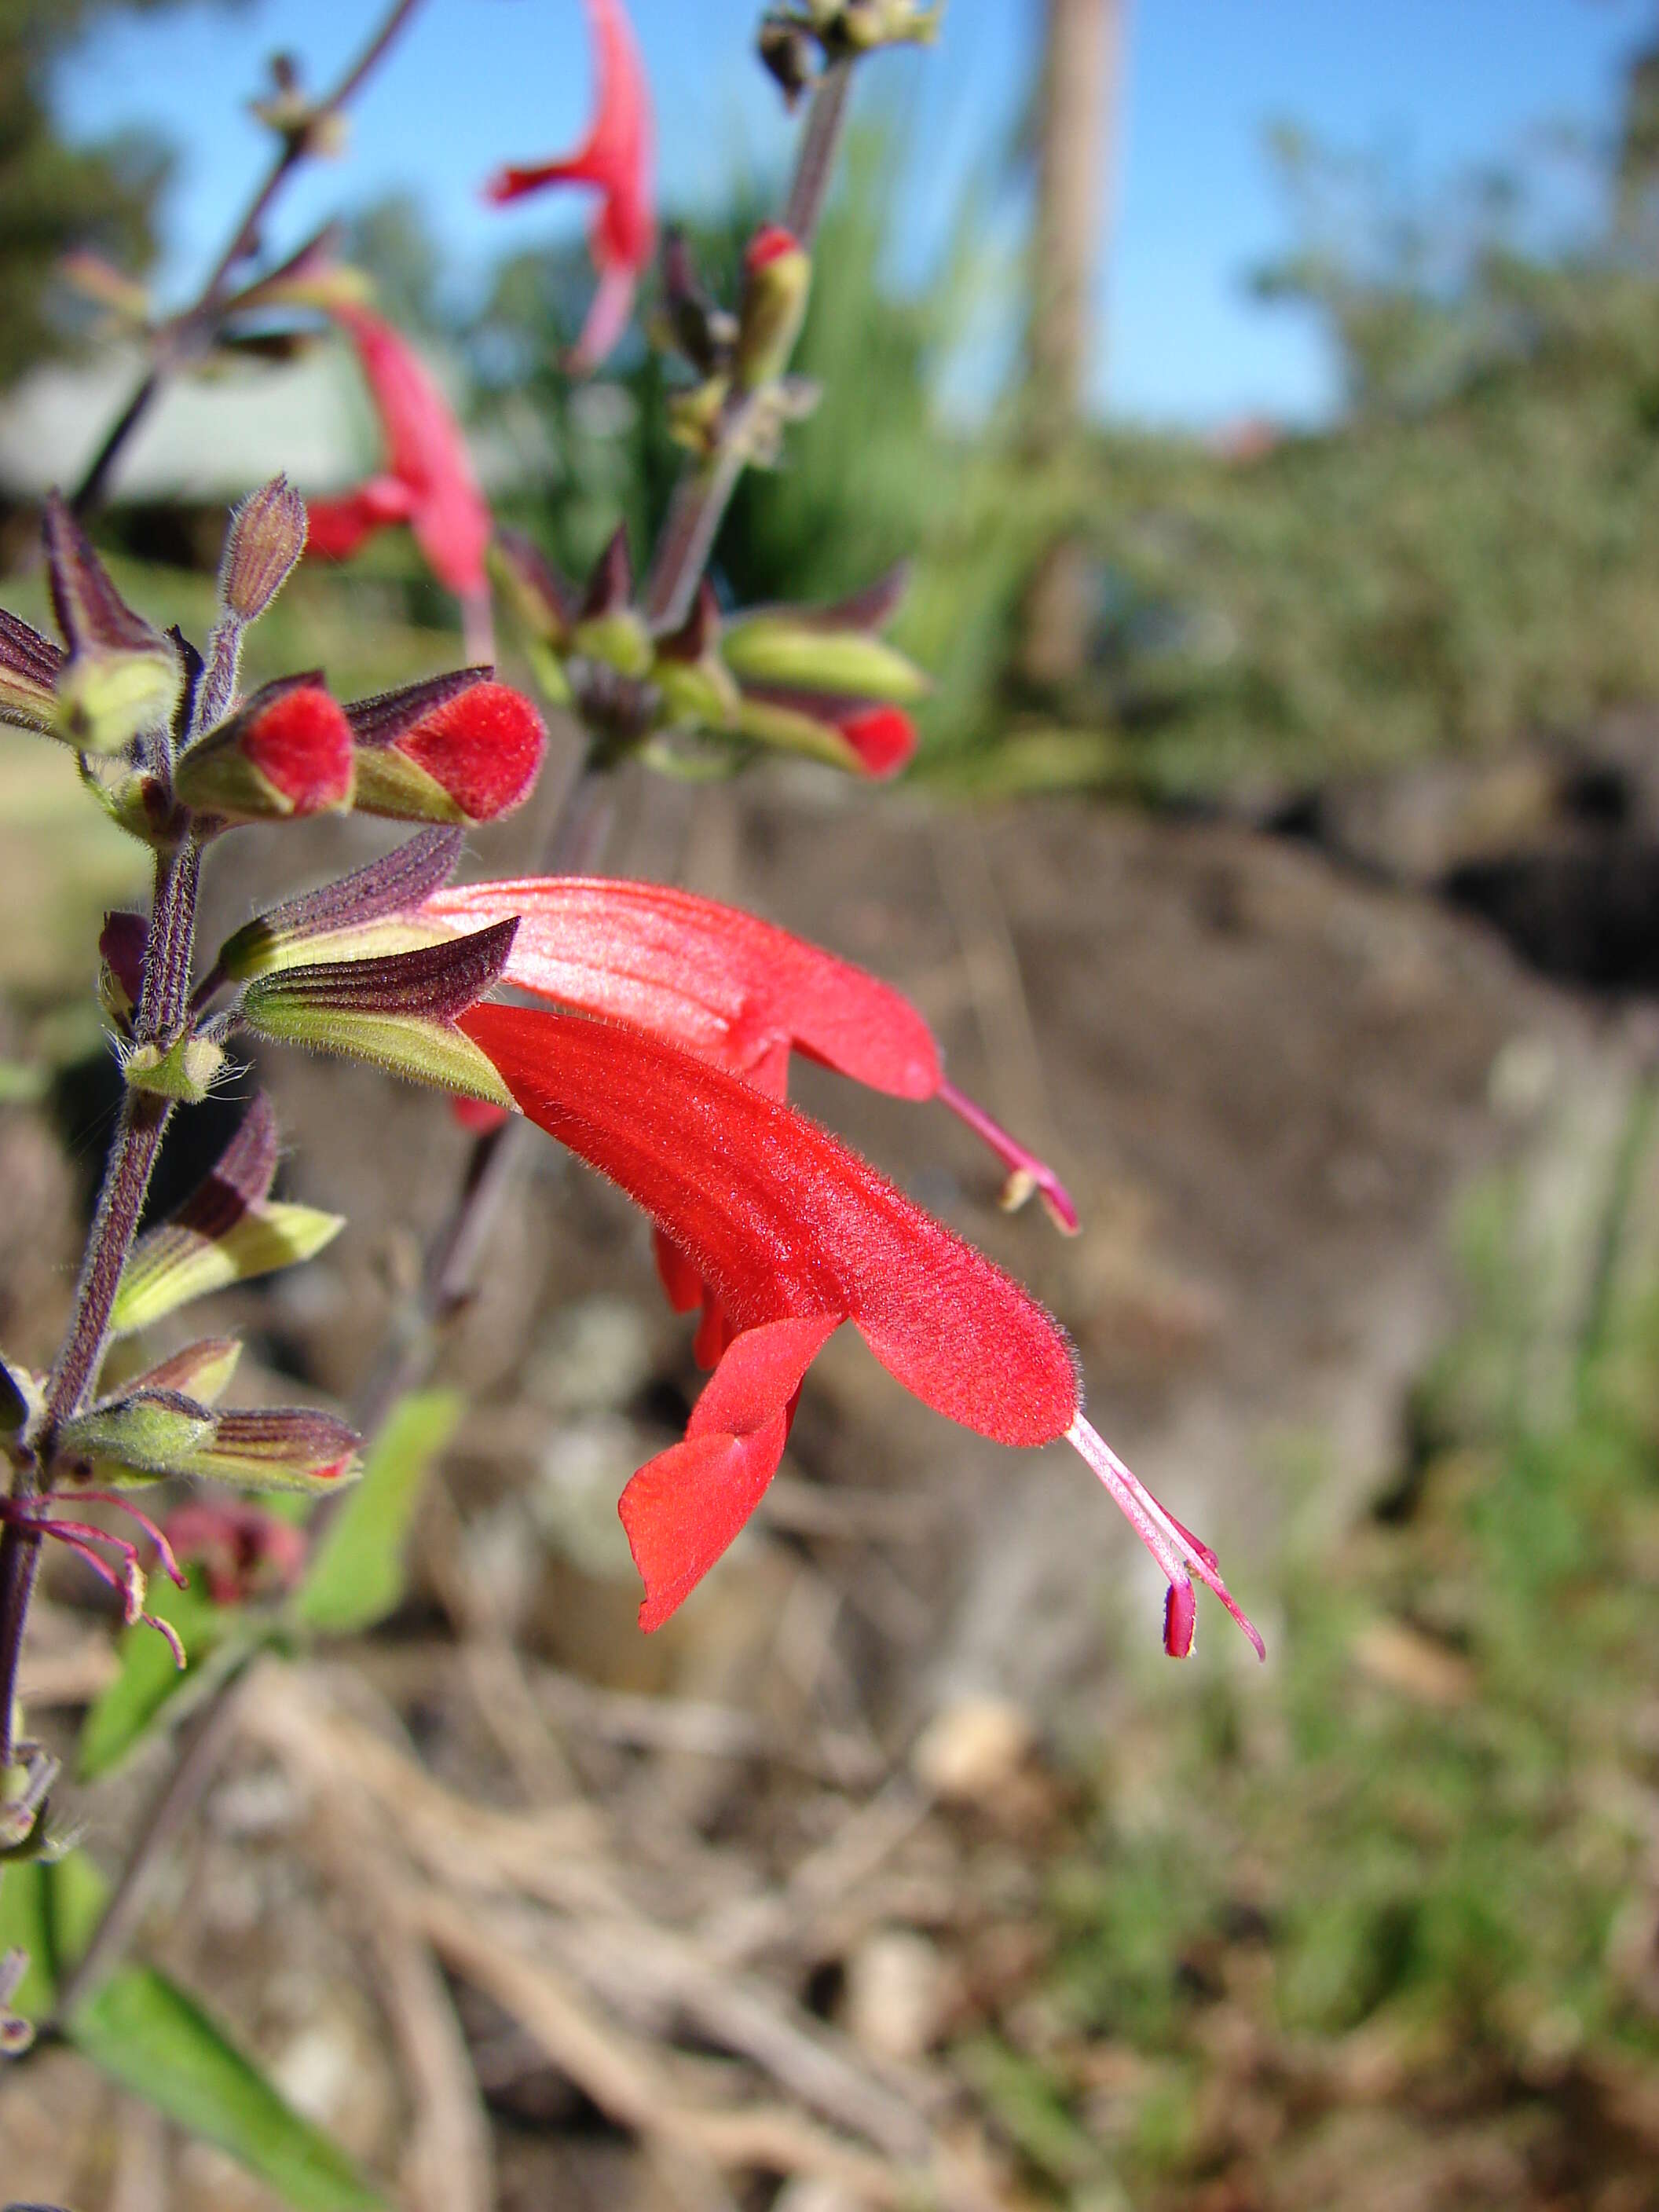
[460,999,1262,1658]
[307,304,493,600]
[163,1500,307,1606]
[833,703,917,778]
[424,876,1079,1231]
[483,0,656,372]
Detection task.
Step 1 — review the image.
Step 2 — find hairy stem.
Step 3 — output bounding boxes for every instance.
[54,762,613,2005]
[71,0,426,516]
[0,839,202,1770]
[48,13,871,2004]
[642,60,855,631]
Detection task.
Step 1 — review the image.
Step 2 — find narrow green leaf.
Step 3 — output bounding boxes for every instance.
[0,1860,53,2018]
[70,1968,386,2211]
[77,1570,225,1781]
[1,1854,386,2212]
[295,1389,462,1636]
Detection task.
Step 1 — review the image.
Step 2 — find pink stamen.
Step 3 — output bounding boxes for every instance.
[1066,1414,1265,1661]
[53,1491,189,1590]
[936,1077,1080,1235]
[0,1498,189,1668]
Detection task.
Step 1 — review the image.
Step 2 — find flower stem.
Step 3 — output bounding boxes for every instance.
[642,60,855,632]
[71,0,427,516]
[48,763,613,2014]
[0,837,202,1770]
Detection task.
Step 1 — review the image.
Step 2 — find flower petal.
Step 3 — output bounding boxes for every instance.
[460,1002,1079,1448]
[619,1313,837,1628]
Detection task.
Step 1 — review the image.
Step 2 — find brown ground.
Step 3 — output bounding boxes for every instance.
[0,751,1628,2211]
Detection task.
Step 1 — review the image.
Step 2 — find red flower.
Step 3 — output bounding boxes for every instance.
[163,1500,306,1606]
[483,0,656,372]
[423,876,1078,1229]
[833,703,917,778]
[460,1000,1262,1658]
[307,305,493,601]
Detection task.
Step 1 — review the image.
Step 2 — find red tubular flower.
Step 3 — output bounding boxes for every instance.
[482,0,656,371]
[425,877,1079,1232]
[307,305,493,601]
[460,1000,1262,1657]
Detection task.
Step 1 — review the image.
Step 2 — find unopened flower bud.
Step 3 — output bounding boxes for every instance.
[174,678,354,822]
[346,675,547,825]
[219,475,308,623]
[757,19,818,107]
[734,226,811,392]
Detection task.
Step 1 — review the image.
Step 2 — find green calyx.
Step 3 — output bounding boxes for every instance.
[653,652,742,733]
[720,616,929,702]
[53,643,183,757]
[731,693,864,772]
[122,1035,228,1105]
[57,1393,218,1485]
[349,744,467,824]
[112,1202,346,1338]
[571,609,654,681]
[221,914,450,986]
[240,983,515,1111]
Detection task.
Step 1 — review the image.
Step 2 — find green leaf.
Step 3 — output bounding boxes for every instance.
[295,1389,461,1636]
[0,1854,386,2212]
[112,1200,345,1337]
[70,1968,386,2212]
[77,1569,226,1781]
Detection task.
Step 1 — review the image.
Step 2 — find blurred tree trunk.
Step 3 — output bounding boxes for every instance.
[1021,0,1126,687]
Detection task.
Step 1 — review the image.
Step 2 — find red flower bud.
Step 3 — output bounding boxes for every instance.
[174,679,354,821]
[348,679,547,825]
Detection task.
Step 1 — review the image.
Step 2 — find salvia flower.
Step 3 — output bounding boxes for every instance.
[483,0,657,372]
[307,303,493,602]
[421,875,1079,1232]
[460,1001,1262,1657]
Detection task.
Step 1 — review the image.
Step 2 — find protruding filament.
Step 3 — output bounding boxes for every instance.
[936,1077,1080,1234]
[1067,1414,1265,1661]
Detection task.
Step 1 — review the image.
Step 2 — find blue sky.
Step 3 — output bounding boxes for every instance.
[53,0,1654,427]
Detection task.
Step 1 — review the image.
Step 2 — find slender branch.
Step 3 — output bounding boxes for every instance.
[642,61,856,632]
[783,59,854,248]
[51,1654,256,2023]
[53,760,613,2005]
[71,0,426,516]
